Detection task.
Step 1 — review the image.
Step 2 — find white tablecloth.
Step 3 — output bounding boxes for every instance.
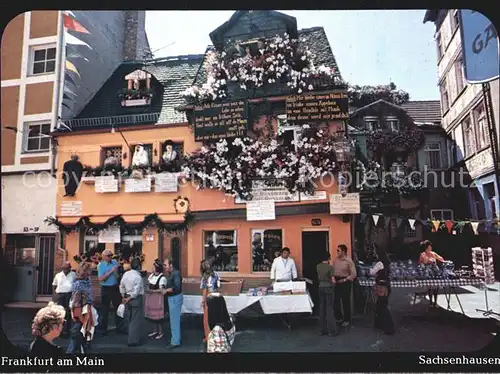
[181,294,262,314]
[181,293,313,315]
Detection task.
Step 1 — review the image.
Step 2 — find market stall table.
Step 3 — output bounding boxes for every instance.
[181,293,314,327]
[358,278,484,315]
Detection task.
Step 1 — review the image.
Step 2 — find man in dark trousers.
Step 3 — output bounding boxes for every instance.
[332,244,357,327]
[52,261,75,336]
[120,257,145,347]
[97,249,124,335]
[316,252,338,336]
[62,155,83,197]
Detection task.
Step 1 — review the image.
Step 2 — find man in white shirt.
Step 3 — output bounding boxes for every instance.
[270,247,298,282]
[119,258,145,347]
[52,261,75,335]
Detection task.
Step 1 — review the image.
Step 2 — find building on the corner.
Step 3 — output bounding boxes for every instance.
[51,10,353,305]
[423,9,499,223]
[1,10,150,302]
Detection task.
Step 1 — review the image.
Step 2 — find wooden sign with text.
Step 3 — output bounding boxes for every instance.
[194,100,248,141]
[286,91,349,123]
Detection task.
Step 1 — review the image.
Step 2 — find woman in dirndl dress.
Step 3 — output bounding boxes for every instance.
[200,259,220,342]
[146,259,167,340]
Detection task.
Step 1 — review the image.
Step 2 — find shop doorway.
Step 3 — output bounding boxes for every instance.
[8,234,37,302]
[36,235,56,296]
[301,230,329,314]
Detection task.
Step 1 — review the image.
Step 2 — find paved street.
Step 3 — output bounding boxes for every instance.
[3,288,498,353]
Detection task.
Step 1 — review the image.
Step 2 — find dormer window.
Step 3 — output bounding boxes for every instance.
[386,117,399,132]
[364,117,379,131]
[119,69,153,107]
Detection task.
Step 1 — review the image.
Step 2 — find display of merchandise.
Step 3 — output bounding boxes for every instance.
[471,247,495,285]
[357,259,457,281]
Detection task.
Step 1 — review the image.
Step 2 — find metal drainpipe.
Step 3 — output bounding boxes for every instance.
[51,11,65,178]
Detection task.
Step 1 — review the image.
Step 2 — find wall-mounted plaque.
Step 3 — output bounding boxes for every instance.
[155,173,178,192]
[60,201,83,216]
[235,180,300,203]
[300,191,328,201]
[246,200,276,221]
[194,100,248,141]
[286,91,349,123]
[125,177,151,193]
[95,176,119,193]
[98,226,121,243]
[329,193,360,215]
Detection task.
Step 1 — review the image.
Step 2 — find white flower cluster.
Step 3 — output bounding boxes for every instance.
[183,126,340,198]
[181,33,341,102]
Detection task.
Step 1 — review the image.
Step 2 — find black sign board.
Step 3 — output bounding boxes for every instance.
[285,91,349,123]
[311,219,322,226]
[194,100,248,141]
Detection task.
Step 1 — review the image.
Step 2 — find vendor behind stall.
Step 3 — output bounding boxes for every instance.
[418,240,445,307]
[270,247,298,282]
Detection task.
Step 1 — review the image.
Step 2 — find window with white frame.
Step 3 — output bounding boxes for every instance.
[386,117,399,132]
[436,32,443,60]
[462,116,476,157]
[430,209,454,221]
[473,102,489,149]
[204,230,238,272]
[277,115,302,150]
[24,123,51,152]
[30,45,56,75]
[424,143,442,169]
[364,117,380,131]
[440,78,449,112]
[454,55,465,94]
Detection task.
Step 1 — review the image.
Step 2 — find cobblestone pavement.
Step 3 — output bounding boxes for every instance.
[3,288,498,353]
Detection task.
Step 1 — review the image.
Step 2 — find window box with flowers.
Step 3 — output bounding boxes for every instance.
[118,88,154,107]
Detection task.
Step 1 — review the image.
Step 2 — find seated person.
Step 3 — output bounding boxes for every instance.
[161,140,179,172]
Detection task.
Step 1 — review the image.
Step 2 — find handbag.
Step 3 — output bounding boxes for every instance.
[116,303,126,318]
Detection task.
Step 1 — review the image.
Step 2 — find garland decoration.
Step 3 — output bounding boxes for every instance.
[181,33,342,103]
[44,211,195,234]
[82,163,180,178]
[367,128,424,153]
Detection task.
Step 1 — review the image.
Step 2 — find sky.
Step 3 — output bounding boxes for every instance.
[146,10,439,101]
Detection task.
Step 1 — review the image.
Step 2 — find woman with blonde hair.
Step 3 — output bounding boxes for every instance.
[29,302,66,356]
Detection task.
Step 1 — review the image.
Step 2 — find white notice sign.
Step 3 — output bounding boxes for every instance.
[60,201,83,216]
[125,177,151,193]
[235,180,299,203]
[155,173,178,192]
[98,226,121,243]
[95,176,119,193]
[300,191,327,201]
[246,200,276,221]
[329,193,360,214]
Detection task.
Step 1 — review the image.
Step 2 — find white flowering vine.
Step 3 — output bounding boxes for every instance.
[181,33,343,102]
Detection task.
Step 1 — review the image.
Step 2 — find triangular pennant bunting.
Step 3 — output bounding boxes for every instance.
[408,219,416,230]
[360,213,367,223]
[385,216,391,228]
[63,13,90,34]
[471,221,479,235]
[63,10,76,18]
[65,49,89,62]
[65,60,81,78]
[419,219,428,227]
[444,220,454,234]
[431,220,441,232]
[63,84,77,96]
[372,215,380,226]
[65,32,92,49]
[396,218,403,228]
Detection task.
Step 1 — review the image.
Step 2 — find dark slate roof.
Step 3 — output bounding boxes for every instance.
[401,100,441,125]
[66,55,203,131]
[193,26,342,86]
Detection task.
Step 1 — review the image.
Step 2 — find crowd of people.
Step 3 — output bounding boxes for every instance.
[28,240,447,355]
[29,250,236,356]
